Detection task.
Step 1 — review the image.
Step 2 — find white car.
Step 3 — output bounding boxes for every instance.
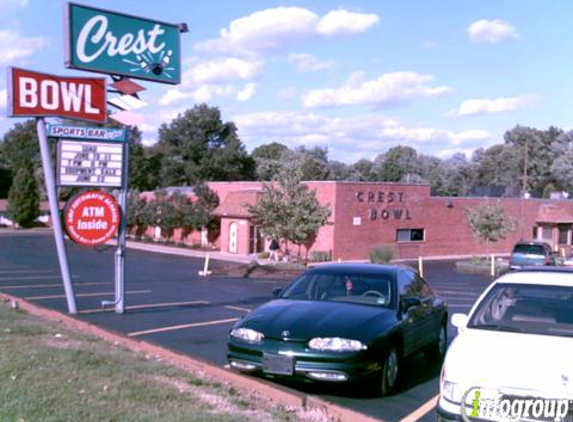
[437,268,573,422]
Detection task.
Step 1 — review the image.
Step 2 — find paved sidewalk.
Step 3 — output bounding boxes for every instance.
[122,240,261,264]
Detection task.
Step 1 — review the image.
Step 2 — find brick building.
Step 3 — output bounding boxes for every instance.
[205,181,573,260]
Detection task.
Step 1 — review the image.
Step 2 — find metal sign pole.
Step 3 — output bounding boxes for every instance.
[36,117,77,314]
[115,142,130,314]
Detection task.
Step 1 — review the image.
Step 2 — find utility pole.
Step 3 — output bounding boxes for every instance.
[522,139,529,197]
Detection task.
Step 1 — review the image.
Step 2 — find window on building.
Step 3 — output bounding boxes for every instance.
[540,226,553,243]
[558,225,570,244]
[396,228,424,242]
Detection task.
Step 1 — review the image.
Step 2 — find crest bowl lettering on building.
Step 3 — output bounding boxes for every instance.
[355,190,412,221]
[66,3,182,84]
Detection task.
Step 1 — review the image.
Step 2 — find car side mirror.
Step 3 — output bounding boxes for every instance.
[272,287,283,297]
[401,296,422,312]
[451,313,468,332]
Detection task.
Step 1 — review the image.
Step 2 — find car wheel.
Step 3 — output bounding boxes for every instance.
[379,346,400,396]
[425,322,447,362]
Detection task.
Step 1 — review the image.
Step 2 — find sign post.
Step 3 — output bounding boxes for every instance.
[37,118,77,314]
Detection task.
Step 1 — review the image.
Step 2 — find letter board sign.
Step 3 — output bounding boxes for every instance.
[65,2,182,84]
[57,139,124,188]
[7,67,106,123]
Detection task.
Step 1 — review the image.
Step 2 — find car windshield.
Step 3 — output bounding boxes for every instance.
[280,271,393,307]
[468,283,573,337]
[512,244,545,256]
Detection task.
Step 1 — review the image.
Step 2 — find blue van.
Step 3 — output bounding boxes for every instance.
[509,241,556,269]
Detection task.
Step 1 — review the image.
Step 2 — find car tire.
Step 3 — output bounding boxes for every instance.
[378,346,400,396]
[425,322,447,362]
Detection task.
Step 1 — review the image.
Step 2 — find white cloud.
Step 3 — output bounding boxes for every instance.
[194,7,379,56]
[302,71,452,108]
[233,110,489,161]
[288,53,335,72]
[316,9,379,36]
[0,30,46,64]
[236,83,257,101]
[183,57,263,84]
[447,94,539,117]
[159,85,234,106]
[467,19,519,44]
[0,0,27,7]
[277,87,297,101]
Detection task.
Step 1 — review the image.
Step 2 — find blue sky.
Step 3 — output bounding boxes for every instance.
[1,0,572,163]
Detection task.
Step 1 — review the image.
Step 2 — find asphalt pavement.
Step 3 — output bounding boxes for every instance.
[0,230,495,422]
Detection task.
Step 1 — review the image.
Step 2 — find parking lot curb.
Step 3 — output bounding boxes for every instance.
[1,292,387,422]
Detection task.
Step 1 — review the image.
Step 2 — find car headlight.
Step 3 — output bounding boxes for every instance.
[308,337,367,352]
[229,327,264,344]
[441,380,465,404]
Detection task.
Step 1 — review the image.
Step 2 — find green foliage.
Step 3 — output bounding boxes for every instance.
[466,202,516,247]
[309,250,331,262]
[143,190,182,240]
[248,165,331,256]
[155,104,255,186]
[0,167,12,199]
[126,191,149,236]
[7,165,40,228]
[369,245,394,264]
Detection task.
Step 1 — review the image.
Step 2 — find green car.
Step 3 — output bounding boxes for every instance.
[227,263,448,396]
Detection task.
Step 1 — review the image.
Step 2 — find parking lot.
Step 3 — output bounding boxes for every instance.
[0,231,495,422]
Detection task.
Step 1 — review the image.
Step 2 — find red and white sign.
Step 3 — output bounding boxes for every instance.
[64,190,120,246]
[7,67,107,123]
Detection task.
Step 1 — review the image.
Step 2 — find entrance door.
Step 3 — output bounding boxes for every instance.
[229,222,238,253]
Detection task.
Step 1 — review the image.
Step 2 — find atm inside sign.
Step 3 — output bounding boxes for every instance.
[7,67,107,123]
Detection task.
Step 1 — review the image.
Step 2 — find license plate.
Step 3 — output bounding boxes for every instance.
[262,353,294,375]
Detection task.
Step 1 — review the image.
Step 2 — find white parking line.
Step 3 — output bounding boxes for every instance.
[0,275,80,281]
[398,393,439,422]
[128,318,239,337]
[0,269,54,274]
[224,305,251,313]
[0,282,111,290]
[25,290,152,300]
[80,300,210,314]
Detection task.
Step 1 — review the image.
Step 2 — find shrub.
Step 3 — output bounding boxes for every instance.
[369,245,394,264]
[310,251,331,262]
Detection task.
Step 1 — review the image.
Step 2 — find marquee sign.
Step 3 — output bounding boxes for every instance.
[64,190,120,246]
[7,67,106,123]
[65,2,182,84]
[57,139,124,188]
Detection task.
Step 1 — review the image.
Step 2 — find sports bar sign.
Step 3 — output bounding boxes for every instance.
[7,67,106,123]
[65,2,182,84]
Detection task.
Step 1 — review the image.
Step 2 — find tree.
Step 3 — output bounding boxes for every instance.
[466,202,516,252]
[248,165,331,259]
[281,146,330,180]
[185,182,219,233]
[156,104,255,186]
[252,142,289,181]
[7,164,40,228]
[126,191,149,237]
[143,190,182,240]
[550,130,573,192]
[504,125,562,196]
[373,146,421,182]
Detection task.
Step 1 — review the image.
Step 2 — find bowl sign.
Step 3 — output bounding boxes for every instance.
[7,67,107,123]
[65,2,181,84]
[64,190,120,246]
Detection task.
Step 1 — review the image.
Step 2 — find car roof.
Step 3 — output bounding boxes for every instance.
[513,240,550,247]
[497,267,573,287]
[306,263,413,275]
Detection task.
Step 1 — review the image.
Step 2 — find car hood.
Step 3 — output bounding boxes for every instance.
[238,299,395,341]
[444,328,573,398]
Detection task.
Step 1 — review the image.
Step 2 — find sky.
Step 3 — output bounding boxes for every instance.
[1,0,573,164]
